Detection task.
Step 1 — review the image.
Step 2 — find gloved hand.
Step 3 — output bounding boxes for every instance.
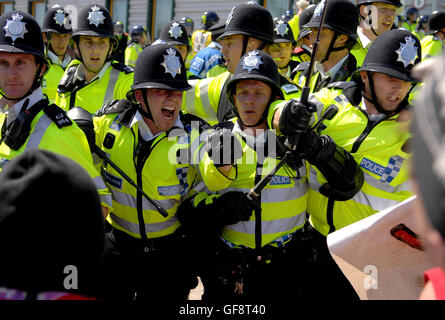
[279,99,316,138]
[214,191,259,226]
[296,131,336,165]
[205,128,243,167]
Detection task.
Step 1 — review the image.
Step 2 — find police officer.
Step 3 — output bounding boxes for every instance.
[290,4,315,73]
[402,7,419,33]
[269,19,301,99]
[292,0,359,96]
[421,11,445,60]
[95,43,208,301]
[191,11,219,56]
[41,5,73,103]
[178,50,362,300]
[179,16,195,70]
[159,20,190,63]
[271,29,421,299]
[414,15,429,41]
[183,2,279,125]
[0,11,111,215]
[113,21,128,64]
[352,0,402,67]
[56,5,133,114]
[125,25,149,67]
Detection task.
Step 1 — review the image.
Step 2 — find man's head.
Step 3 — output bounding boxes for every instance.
[131,43,191,133]
[218,3,275,74]
[0,11,48,101]
[130,25,149,47]
[179,17,194,37]
[304,0,359,63]
[201,11,219,30]
[114,21,124,35]
[406,7,419,24]
[357,0,401,37]
[426,11,445,39]
[357,29,421,115]
[42,6,72,58]
[159,21,190,61]
[72,5,117,73]
[227,50,283,127]
[270,19,296,69]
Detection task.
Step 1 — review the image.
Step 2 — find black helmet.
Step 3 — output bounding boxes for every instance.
[180,16,194,28]
[42,5,72,34]
[202,11,219,28]
[73,5,115,40]
[298,4,316,41]
[217,3,274,43]
[131,43,191,92]
[130,25,146,37]
[356,0,402,8]
[304,0,359,40]
[427,11,445,35]
[159,21,189,47]
[273,19,296,44]
[281,10,294,23]
[406,7,419,17]
[358,29,421,82]
[418,15,429,26]
[227,50,284,105]
[0,11,46,61]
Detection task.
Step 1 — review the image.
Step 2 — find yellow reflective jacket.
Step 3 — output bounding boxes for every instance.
[421,35,444,60]
[124,42,144,67]
[191,30,212,56]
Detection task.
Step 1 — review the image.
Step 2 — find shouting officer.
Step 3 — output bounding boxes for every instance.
[41,5,73,103]
[421,11,445,60]
[177,50,362,300]
[183,2,278,125]
[56,5,133,114]
[352,0,402,67]
[0,11,111,215]
[125,25,149,67]
[271,29,421,299]
[95,43,208,301]
[293,0,359,96]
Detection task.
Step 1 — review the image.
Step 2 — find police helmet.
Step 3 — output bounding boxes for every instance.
[298,5,316,41]
[202,11,220,28]
[217,3,274,43]
[131,43,191,92]
[356,0,402,8]
[427,11,445,35]
[273,20,296,44]
[406,7,419,18]
[73,5,115,40]
[114,21,124,27]
[418,15,429,26]
[42,5,72,34]
[226,50,284,106]
[0,11,46,62]
[304,0,359,40]
[358,29,421,82]
[180,16,194,28]
[281,10,294,23]
[160,21,189,47]
[130,25,147,37]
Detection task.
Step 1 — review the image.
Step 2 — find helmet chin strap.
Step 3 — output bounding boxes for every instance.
[320,31,348,64]
[138,89,154,122]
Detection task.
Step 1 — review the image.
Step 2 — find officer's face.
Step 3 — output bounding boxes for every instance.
[136,88,183,133]
[309,28,334,62]
[233,80,272,127]
[50,33,71,57]
[269,42,294,69]
[360,71,412,113]
[75,36,111,73]
[0,52,43,100]
[361,3,397,35]
[220,34,244,74]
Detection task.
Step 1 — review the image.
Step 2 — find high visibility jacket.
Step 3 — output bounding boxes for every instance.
[279,72,301,100]
[292,53,358,98]
[55,60,133,114]
[0,95,111,210]
[291,46,311,66]
[191,30,212,56]
[350,37,368,68]
[94,104,208,239]
[401,22,417,33]
[288,14,299,42]
[269,82,413,236]
[421,35,444,60]
[195,120,308,248]
[42,53,72,103]
[413,30,426,41]
[124,42,144,67]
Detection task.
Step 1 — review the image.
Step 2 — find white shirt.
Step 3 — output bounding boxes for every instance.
[361,97,387,122]
[47,50,72,69]
[315,54,349,79]
[357,28,372,50]
[0,88,45,126]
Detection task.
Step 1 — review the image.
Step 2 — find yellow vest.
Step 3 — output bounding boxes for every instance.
[55,60,133,114]
[42,62,65,103]
[421,35,444,60]
[191,30,212,56]
[288,15,299,42]
[195,120,308,248]
[124,42,143,67]
[350,37,368,68]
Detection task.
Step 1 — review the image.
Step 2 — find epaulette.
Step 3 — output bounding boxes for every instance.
[180,112,211,134]
[44,104,73,129]
[328,81,362,107]
[111,62,134,74]
[95,99,133,117]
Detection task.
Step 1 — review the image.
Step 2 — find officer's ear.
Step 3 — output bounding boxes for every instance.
[246,37,264,53]
[134,89,144,104]
[335,34,349,47]
[42,33,47,43]
[359,71,368,84]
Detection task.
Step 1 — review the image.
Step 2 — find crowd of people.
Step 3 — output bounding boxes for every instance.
[0,0,445,304]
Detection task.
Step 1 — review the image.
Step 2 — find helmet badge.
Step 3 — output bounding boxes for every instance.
[275,20,289,37]
[162,48,182,78]
[169,22,183,39]
[395,36,418,68]
[54,9,66,27]
[87,6,105,27]
[242,51,263,73]
[3,12,28,44]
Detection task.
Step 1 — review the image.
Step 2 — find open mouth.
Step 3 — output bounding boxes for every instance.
[161,107,175,119]
[387,95,400,103]
[382,22,392,29]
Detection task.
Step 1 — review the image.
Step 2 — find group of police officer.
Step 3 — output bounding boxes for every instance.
[0,0,440,302]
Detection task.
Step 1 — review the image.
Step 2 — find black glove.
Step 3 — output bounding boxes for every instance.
[279,99,316,138]
[296,131,336,164]
[205,128,243,167]
[214,191,259,225]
